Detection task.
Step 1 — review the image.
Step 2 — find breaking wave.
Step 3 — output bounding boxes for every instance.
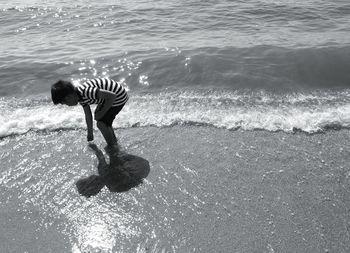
[2,89,350,138]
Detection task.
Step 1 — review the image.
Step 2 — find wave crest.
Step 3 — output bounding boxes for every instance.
[1,89,350,138]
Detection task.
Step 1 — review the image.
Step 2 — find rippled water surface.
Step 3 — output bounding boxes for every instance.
[1,128,350,252]
[1,1,350,252]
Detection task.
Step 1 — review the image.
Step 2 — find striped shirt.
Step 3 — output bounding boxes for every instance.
[76,78,128,107]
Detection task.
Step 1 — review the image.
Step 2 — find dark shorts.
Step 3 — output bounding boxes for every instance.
[98,103,125,126]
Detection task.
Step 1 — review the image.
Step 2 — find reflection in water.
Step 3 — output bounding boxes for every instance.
[69,198,143,253]
[72,219,116,253]
[76,144,150,198]
[0,133,149,253]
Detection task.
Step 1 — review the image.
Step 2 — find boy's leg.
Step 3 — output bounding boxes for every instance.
[97,103,125,148]
[108,126,118,144]
[97,121,117,147]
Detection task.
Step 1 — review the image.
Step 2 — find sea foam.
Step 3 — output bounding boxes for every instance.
[1,89,350,138]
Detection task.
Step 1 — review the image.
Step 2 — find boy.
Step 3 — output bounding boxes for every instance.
[51,77,128,149]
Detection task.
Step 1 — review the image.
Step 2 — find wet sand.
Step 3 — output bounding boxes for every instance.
[0,126,349,252]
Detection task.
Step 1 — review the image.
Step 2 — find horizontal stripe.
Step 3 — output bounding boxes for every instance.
[77,78,128,107]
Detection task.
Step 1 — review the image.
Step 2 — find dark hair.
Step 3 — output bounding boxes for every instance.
[51,80,75,104]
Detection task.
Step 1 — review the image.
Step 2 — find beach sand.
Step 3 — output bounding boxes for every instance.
[0,126,349,252]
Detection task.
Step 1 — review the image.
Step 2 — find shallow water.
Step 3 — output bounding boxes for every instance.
[1,127,349,252]
[1,1,350,252]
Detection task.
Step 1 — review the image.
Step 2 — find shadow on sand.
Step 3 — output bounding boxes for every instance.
[76,144,150,198]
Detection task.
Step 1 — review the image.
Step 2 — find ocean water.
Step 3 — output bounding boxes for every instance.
[1,0,350,135]
[1,0,350,252]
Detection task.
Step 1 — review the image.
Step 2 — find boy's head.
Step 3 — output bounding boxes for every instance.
[51,80,78,106]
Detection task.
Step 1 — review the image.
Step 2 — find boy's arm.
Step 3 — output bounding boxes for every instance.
[94,89,117,120]
[82,105,94,141]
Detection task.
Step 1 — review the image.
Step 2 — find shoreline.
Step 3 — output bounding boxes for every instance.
[1,123,350,140]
